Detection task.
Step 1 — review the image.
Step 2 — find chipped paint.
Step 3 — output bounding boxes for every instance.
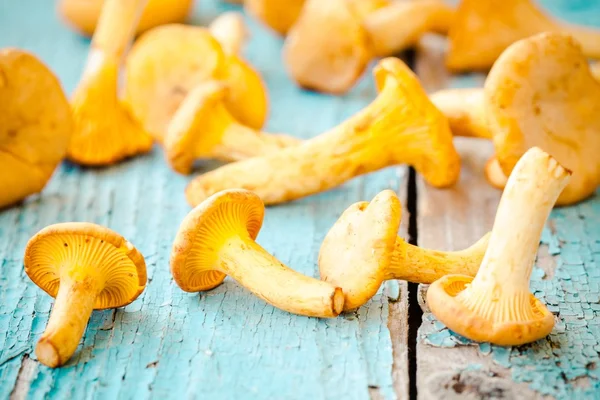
[0,0,407,398]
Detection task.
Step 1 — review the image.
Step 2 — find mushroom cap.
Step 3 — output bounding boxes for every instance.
[485,32,600,205]
[164,81,233,174]
[427,275,554,346]
[58,0,193,37]
[283,0,387,94]
[445,0,556,72]
[0,49,72,209]
[171,189,265,292]
[24,223,147,309]
[125,24,267,143]
[245,0,306,36]
[319,190,401,311]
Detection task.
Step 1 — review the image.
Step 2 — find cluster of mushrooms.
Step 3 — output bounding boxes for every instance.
[1,0,599,368]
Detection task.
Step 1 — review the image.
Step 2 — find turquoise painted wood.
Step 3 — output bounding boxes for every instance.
[0,1,406,399]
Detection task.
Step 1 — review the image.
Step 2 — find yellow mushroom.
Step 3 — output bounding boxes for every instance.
[319,190,489,311]
[592,62,600,81]
[485,32,600,205]
[68,0,153,165]
[24,223,147,367]
[164,81,300,174]
[245,0,306,36]
[124,24,268,143]
[446,0,600,72]
[429,88,490,139]
[427,147,570,346]
[186,57,460,206]
[0,49,72,209]
[170,189,344,318]
[58,0,193,37]
[208,12,249,56]
[283,0,454,94]
[484,156,508,190]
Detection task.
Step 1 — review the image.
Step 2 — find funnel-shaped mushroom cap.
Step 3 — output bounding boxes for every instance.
[171,189,264,292]
[0,49,72,209]
[446,0,600,72]
[245,0,306,36]
[69,54,153,165]
[24,222,147,309]
[283,0,387,94]
[319,190,401,310]
[58,0,193,37]
[125,25,225,142]
[485,32,600,205]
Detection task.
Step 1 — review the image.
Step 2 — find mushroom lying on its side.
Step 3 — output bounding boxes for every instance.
[185,57,460,207]
[25,223,146,367]
[319,190,490,311]
[171,189,344,318]
[446,0,600,72]
[68,0,153,165]
[58,0,193,37]
[0,49,72,209]
[427,147,570,346]
[284,0,454,94]
[125,24,268,143]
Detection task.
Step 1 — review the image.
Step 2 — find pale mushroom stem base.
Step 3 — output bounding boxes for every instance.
[219,235,344,317]
[387,233,489,283]
[36,278,100,368]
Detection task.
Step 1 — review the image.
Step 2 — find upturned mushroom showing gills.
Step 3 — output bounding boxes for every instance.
[186,57,460,206]
[283,0,454,94]
[170,189,344,318]
[58,0,193,37]
[245,0,306,36]
[427,147,570,346]
[24,223,147,367]
[0,49,72,209]
[485,32,600,205]
[446,0,600,72]
[319,190,490,311]
[125,24,268,143]
[68,0,153,165]
[164,82,300,174]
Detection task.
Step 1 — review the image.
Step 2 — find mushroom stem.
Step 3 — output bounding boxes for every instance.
[363,0,455,57]
[218,236,344,318]
[388,232,490,283]
[459,148,570,317]
[186,58,460,206]
[209,12,248,55]
[430,88,491,139]
[91,0,148,60]
[36,276,101,368]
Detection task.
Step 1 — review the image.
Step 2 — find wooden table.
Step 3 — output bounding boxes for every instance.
[0,1,598,398]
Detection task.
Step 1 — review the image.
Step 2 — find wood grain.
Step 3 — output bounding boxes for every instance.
[0,1,408,398]
[413,1,600,398]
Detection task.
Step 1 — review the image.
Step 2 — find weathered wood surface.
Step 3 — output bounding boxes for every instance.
[0,1,409,398]
[414,1,600,398]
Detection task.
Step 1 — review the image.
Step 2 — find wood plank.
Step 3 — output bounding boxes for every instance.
[414,1,600,398]
[0,1,409,399]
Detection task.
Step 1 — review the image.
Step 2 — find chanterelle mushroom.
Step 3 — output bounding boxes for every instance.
[245,0,306,36]
[446,0,600,72]
[283,0,454,94]
[0,49,72,209]
[208,12,249,56]
[58,0,193,37]
[68,0,153,165]
[427,147,570,346]
[164,81,300,174]
[125,24,268,143]
[485,32,600,205]
[319,190,490,311]
[186,57,460,206]
[430,88,490,139]
[25,223,146,367]
[170,189,344,318]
